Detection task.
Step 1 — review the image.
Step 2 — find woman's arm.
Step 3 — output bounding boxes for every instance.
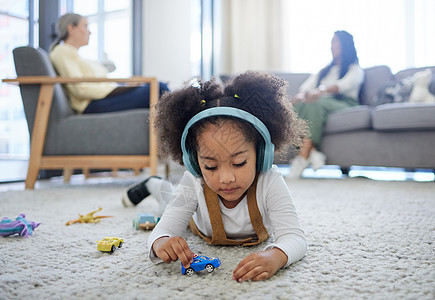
[49,45,114,99]
[334,64,364,96]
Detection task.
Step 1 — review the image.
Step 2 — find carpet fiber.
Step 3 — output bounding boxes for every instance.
[0,176,434,299]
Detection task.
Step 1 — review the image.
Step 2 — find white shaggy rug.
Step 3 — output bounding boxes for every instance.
[0,175,434,299]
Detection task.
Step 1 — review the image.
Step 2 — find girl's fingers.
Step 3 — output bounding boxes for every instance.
[234,264,265,282]
[251,271,269,282]
[232,256,255,281]
[173,239,193,268]
[154,236,192,265]
[163,247,178,263]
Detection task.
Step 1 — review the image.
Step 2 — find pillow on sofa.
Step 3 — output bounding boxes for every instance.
[372,77,413,105]
[359,65,394,106]
[409,69,435,103]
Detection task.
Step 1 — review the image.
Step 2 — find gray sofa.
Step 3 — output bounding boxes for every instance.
[272,65,435,171]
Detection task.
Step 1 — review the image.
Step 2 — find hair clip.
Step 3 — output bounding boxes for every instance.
[201,99,206,106]
[234,94,241,99]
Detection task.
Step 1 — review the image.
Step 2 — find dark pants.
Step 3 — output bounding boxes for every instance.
[83,82,169,114]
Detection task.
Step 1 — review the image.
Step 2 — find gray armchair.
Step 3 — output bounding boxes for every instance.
[3,46,158,189]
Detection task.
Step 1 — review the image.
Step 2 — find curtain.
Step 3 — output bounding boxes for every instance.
[219,0,285,75]
[218,0,435,75]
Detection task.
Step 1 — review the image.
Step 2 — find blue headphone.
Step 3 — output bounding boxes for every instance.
[181,107,275,177]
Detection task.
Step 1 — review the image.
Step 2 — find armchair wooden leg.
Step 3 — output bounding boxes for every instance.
[83,168,90,178]
[63,168,73,183]
[25,164,39,189]
[25,84,54,189]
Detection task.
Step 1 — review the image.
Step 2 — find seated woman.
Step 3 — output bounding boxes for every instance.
[49,13,169,114]
[288,30,364,179]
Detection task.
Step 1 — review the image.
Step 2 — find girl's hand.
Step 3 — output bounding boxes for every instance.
[152,236,195,268]
[232,248,288,282]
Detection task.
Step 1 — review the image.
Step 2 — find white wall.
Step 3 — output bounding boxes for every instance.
[143,0,195,90]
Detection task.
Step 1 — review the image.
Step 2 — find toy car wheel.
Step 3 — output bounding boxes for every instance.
[185,268,195,276]
[205,264,215,273]
[118,242,123,248]
[111,245,116,253]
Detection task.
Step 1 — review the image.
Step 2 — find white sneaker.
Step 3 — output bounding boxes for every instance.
[309,149,326,171]
[287,156,310,179]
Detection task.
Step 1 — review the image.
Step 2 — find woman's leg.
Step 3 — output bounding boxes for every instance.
[299,139,314,160]
[83,82,170,114]
[288,97,358,178]
[295,97,358,149]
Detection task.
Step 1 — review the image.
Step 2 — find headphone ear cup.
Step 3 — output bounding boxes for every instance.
[256,138,274,172]
[262,142,274,172]
[182,147,202,177]
[256,140,265,173]
[256,139,274,172]
[189,152,202,177]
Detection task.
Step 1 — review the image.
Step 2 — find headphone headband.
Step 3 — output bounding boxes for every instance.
[181,107,275,177]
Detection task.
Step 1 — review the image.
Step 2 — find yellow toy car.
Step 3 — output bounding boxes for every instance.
[97,237,124,253]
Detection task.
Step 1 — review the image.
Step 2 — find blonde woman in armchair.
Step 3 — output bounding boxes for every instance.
[50,13,169,114]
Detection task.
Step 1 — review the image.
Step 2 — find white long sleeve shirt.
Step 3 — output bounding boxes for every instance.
[49,43,116,113]
[300,63,364,100]
[147,166,307,268]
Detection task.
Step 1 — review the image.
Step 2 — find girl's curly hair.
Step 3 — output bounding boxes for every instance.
[154,71,307,165]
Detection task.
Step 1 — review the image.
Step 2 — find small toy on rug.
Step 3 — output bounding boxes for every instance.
[65,207,113,225]
[0,214,40,237]
[97,236,124,253]
[133,213,160,230]
[181,253,221,276]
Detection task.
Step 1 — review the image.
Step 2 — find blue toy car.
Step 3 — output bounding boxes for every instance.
[181,254,221,276]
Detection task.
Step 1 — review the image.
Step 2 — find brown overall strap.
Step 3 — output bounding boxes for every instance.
[189,175,269,246]
[243,176,270,246]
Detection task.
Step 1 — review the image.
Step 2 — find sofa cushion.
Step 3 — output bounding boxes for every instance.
[46,109,151,155]
[324,105,372,134]
[395,66,435,81]
[274,72,310,97]
[359,65,394,106]
[372,103,435,130]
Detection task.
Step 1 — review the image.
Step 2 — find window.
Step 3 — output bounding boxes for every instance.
[281,0,435,73]
[0,0,38,181]
[0,0,134,182]
[62,0,133,77]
